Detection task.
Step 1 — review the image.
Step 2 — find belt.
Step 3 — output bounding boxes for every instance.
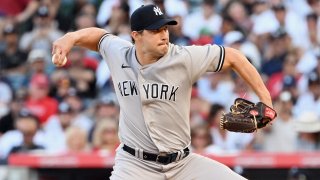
[123,144,190,165]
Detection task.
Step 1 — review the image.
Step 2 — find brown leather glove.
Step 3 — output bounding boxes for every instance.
[220,98,277,133]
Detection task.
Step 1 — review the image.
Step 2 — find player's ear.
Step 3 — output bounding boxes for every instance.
[131,30,143,43]
[131,31,139,42]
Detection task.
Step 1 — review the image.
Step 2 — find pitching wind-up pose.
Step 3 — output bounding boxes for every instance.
[52,4,276,180]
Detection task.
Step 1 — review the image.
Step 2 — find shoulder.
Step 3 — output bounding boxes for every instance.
[177,44,222,55]
[168,44,222,59]
[98,34,133,51]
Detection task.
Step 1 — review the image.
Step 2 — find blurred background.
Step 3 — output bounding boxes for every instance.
[0,0,320,179]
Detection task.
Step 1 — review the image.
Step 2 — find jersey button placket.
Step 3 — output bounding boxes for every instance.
[139,68,146,83]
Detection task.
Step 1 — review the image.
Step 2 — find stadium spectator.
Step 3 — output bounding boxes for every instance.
[0,23,28,91]
[8,109,44,155]
[65,126,90,153]
[224,0,253,34]
[102,1,130,36]
[190,123,223,154]
[212,14,238,45]
[96,0,143,28]
[92,118,119,155]
[305,12,320,53]
[4,88,28,134]
[27,48,52,75]
[163,0,188,18]
[25,73,58,125]
[251,0,278,36]
[297,54,320,95]
[223,31,262,70]
[0,109,46,164]
[95,60,113,98]
[294,111,320,151]
[42,101,76,152]
[231,73,259,103]
[49,70,73,102]
[294,72,320,117]
[295,49,318,76]
[261,29,290,77]
[272,3,310,50]
[197,72,235,108]
[96,0,122,27]
[169,15,191,46]
[257,91,298,152]
[74,3,97,30]
[19,5,63,53]
[63,89,93,132]
[198,64,259,109]
[0,79,14,136]
[250,0,278,53]
[88,94,119,142]
[266,52,300,100]
[189,88,210,127]
[65,47,98,100]
[183,0,222,40]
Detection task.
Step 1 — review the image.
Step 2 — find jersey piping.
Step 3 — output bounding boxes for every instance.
[215,45,225,72]
[98,33,111,50]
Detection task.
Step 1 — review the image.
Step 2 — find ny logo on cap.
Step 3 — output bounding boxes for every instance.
[153,6,163,16]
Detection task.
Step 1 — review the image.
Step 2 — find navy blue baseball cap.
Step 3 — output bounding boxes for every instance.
[130,4,177,31]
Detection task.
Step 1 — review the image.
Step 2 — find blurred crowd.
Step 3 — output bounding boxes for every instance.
[0,0,320,164]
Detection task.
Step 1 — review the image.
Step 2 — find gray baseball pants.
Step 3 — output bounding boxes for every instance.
[109,146,247,180]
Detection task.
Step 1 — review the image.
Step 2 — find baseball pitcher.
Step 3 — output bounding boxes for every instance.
[52,4,276,180]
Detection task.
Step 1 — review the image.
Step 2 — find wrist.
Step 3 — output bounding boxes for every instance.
[65,32,77,46]
[260,97,273,108]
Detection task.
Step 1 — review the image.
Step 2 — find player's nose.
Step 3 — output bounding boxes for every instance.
[160,32,168,41]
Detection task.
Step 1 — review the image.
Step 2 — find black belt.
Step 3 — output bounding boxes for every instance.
[123,144,190,165]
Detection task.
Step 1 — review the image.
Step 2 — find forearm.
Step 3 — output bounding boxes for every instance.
[222,47,272,107]
[52,28,108,66]
[67,27,107,51]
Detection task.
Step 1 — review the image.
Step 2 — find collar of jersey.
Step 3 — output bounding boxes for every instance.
[132,44,172,70]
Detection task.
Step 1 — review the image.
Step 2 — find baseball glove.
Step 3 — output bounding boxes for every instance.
[220,98,277,133]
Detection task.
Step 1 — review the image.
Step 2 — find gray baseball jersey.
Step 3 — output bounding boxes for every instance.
[99,34,224,153]
[99,34,247,180]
